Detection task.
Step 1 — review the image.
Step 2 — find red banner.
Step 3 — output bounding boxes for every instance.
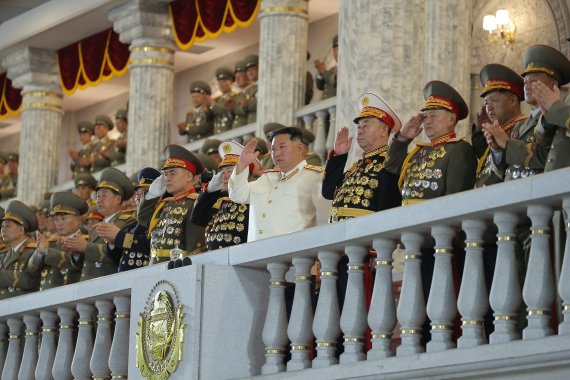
[170,0,260,50]
[0,72,22,119]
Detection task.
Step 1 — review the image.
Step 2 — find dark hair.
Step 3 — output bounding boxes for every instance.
[269,126,303,143]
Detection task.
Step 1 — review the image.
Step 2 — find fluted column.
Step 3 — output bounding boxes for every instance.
[0,321,8,374]
[368,238,397,360]
[338,0,426,166]
[559,198,570,335]
[312,250,341,368]
[426,225,457,352]
[71,303,95,380]
[18,315,41,380]
[423,0,471,136]
[458,219,488,348]
[261,263,289,375]
[523,205,555,339]
[90,300,114,379]
[53,308,76,380]
[2,318,24,380]
[287,257,314,371]
[109,0,175,175]
[396,232,426,356]
[2,47,63,205]
[489,212,521,344]
[257,0,309,134]
[36,311,58,380]
[339,245,368,364]
[109,296,130,379]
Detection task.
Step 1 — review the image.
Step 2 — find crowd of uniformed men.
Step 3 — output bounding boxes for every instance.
[0,40,569,300]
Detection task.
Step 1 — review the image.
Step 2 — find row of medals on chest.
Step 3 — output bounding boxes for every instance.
[335,160,383,207]
[403,147,446,197]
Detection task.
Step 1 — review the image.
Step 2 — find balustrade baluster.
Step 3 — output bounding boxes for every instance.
[489,212,521,344]
[457,219,488,348]
[71,303,95,380]
[261,263,289,375]
[36,311,58,380]
[314,110,328,158]
[91,300,114,379]
[18,315,40,380]
[426,225,457,352]
[368,238,397,360]
[523,205,555,339]
[53,307,76,380]
[2,318,23,380]
[287,257,315,371]
[396,232,426,356]
[339,245,368,363]
[325,106,336,152]
[109,296,130,379]
[558,198,570,335]
[0,321,8,373]
[302,114,315,132]
[313,250,341,368]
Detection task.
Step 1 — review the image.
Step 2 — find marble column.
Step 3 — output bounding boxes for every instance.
[257,0,309,135]
[109,0,175,175]
[337,0,426,167]
[2,47,63,205]
[423,0,472,137]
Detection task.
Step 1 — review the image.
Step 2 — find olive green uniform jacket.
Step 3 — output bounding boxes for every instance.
[0,239,40,300]
[537,93,570,171]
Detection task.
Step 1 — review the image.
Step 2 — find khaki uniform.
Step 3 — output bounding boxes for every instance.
[211,92,236,134]
[538,93,570,171]
[109,132,127,166]
[229,160,331,241]
[0,239,39,299]
[235,83,257,125]
[0,175,14,200]
[71,141,96,176]
[316,67,337,99]
[180,105,214,143]
[91,136,116,173]
[232,92,248,129]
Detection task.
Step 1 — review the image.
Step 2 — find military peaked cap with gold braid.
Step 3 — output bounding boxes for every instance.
[94,115,113,130]
[96,167,134,201]
[74,173,97,189]
[77,121,94,135]
[189,80,212,95]
[50,192,88,216]
[521,44,570,85]
[421,80,469,121]
[215,67,235,81]
[3,200,38,232]
[354,92,402,133]
[201,138,222,155]
[161,144,204,175]
[136,167,161,189]
[480,63,524,100]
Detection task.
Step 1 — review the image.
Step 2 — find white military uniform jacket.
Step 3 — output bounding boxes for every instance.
[229,160,331,242]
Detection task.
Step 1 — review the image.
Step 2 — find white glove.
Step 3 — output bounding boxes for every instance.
[145,174,166,199]
[206,171,224,193]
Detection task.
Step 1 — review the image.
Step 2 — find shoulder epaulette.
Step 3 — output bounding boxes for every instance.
[186,192,199,200]
[82,234,90,239]
[26,242,38,249]
[48,236,60,242]
[304,164,324,173]
[118,213,134,220]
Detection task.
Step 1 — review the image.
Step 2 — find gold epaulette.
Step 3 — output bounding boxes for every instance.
[26,242,38,249]
[118,213,134,220]
[82,234,90,239]
[186,192,199,200]
[48,236,60,242]
[304,164,324,173]
[186,109,193,116]
[213,197,231,210]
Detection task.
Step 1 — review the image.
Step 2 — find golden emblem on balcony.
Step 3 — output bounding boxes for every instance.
[136,280,185,380]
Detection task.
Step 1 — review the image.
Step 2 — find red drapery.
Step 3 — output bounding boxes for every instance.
[58,29,130,95]
[170,0,260,50]
[0,73,22,120]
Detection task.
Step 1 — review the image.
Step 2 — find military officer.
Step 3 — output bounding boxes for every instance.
[177,81,215,143]
[314,35,338,100]
[105,167,160,271]
[474,64,528,187]
[6,152,18,193]
[85,205,104,234]
[232,60,251,129]
[192,141,253,250]
[211,67,237,134]
[0,200,40,299]
[386,80,477,204]
[486,45,570,173]
[30,192,88,290]
[109,108,128,166]
[229,127,331,241]
[138,145,206,264]
[0,153,14,200]
[200,138,223,166]
[91,115,117,173]
[69,121,96,177]
[73,173,97,208]
[323,92,402,222]
[235,54,258,125]
[296,126,323,166]
[61,167,136,280]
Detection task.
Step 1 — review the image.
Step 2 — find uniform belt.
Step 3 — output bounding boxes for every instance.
[402,199,425,206]
[330,207,374,218]
[150,248,188,259]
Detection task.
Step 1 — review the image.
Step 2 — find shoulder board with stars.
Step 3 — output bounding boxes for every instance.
[82,234,90,239]
[186,192,199,200]
[304,164,324,173]
[118,213,134,220]
[26,242,38,249]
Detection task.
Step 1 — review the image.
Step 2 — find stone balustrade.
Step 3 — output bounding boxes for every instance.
[0,168,569,379]
[294,96,337,160]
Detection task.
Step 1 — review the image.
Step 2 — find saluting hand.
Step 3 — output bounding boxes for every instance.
[236,138,259,175]
[531,81,561,114]
[482,120,508,150]
[399,113,424,140]
[475,104,491,132]
[333,127,352,155]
